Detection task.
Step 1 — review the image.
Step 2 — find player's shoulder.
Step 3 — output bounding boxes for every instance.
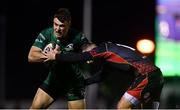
[38,27,53,39]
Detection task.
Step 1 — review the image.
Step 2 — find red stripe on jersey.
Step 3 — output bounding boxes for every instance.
[91,51,128,64]
[127,77,148,99]
[107,52,128,63]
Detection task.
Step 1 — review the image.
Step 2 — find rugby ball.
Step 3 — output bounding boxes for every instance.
[43,42,56,54]
[43,42,56,67]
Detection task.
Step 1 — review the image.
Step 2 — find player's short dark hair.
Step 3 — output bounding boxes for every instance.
[54,8,71,23]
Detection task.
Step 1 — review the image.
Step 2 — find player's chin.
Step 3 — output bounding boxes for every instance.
[55,33,62,38]
[56,35,62,39]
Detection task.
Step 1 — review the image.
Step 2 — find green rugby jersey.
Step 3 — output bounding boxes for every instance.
[32,27,90,98]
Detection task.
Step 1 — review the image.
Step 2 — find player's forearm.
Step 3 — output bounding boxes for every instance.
[28,51,47,63]
[28,46,48,63]
[55,52,93,63]
[28,46,47,62]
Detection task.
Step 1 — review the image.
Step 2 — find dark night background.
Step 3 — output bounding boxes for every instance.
[1,0,168,108]
[3,0,154,100]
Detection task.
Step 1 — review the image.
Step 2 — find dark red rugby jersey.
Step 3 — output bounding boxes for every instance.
[55,42,158,75]
[88,42,157,75]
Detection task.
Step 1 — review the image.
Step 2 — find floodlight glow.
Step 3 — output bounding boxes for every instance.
[136,39,155,54]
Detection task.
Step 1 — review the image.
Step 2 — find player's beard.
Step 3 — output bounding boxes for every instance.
[55,31,62,38]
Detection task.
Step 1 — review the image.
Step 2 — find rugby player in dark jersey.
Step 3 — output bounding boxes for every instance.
[44,41,164,109]
[28,8,90,109]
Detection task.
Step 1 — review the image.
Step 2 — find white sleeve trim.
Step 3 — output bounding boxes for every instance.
[123,92,140,106]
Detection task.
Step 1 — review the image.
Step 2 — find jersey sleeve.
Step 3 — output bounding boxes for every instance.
[55,52,93,63]
[33,28,52,49]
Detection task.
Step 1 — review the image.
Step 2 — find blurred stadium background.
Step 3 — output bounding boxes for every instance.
[0,0,180,109]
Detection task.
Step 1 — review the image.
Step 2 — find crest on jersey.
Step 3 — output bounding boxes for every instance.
[64,43,74,51]
[81,33,86,40]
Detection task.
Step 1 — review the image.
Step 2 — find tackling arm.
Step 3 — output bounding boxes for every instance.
[55,52,93,63]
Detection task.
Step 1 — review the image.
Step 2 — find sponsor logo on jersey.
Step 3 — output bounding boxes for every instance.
[35,33,46,43]
[35,39,43,43]
[39,33,46,40]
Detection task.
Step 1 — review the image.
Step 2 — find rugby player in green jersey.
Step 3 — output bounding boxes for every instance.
[28,8,90,109]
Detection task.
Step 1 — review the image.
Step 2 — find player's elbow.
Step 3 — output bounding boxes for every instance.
[28,54,34,62]
[28,46,42,62]
[28,51,37,62]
